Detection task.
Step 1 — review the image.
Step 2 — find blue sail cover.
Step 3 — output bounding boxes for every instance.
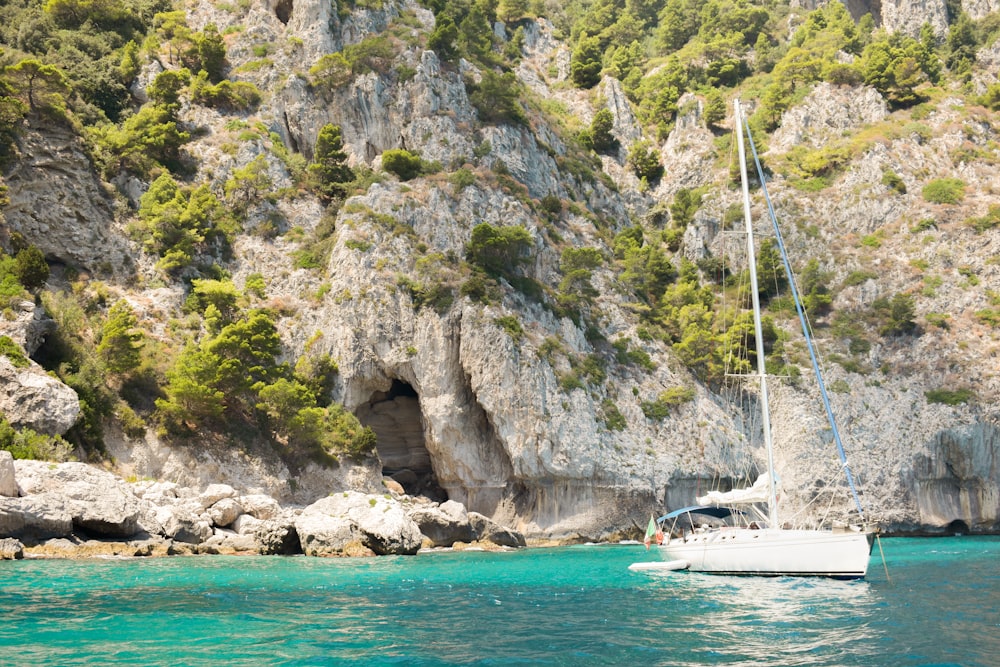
[659,506,740,522]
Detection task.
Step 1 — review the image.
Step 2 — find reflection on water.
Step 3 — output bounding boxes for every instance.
[643,574,880,667]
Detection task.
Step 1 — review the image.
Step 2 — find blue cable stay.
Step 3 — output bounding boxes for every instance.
[741,115,867,521]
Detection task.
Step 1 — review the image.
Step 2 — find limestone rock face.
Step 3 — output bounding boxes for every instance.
[910,423,1000,531]
[14,460,145,537]
[201,528,258,554]
[104,425,383,507]
[0,358,80,436]
[0,301,55,357]
[963,0,1000,19]
[2,120,130,274]
[769,83,888,153]
[879,0,949,38]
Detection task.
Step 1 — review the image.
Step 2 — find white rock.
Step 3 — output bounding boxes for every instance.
[0,451,17,498]
[239,493,282,520]
[199,484,237,508]
[0,358,80,436]
[232,514,264,535]
[207,498,243,528]
[294,512,363,557]
[13,461,145,537]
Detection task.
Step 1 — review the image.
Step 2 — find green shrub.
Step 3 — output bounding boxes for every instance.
[589,108,618,154]
[570,34,602,88]
[467,70,527,125]
[343,35,396,75]
[449,167,476,190]
[192,78,262,111]
[309,52,352,90]
[459,273,501,305]
[14,245,49,290]
[0,415,72,461]
[922,178,966,204]
[925,388,974,405]
[873,293,917,336]
[381,149,423,181]
[0,335,29,367]
[613,338,656,371]
[669,188,702,229]
[627,139,663,183]
[600,399,626,431]
[641,386,695,420]
[558,372,584,392]
[465,222,532,277]
[842,270,878,287]
[967,205,1000,233]
[882,170,907,194]
[494,315,524,342]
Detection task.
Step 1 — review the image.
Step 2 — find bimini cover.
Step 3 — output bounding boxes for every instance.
[696,473,774,506]
[659,506,739,522]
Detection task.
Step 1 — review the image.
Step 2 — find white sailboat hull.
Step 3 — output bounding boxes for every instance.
[658,528,873,579]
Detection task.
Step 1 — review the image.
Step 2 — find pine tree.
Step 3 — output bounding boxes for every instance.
[308,124,354,199]
[97,300,144,375]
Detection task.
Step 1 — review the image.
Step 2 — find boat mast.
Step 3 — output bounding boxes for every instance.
[734,99,780,529]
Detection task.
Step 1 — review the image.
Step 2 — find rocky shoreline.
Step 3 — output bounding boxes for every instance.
[0,452,525,561]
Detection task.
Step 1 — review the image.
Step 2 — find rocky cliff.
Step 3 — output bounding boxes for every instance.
[1,0,998,541]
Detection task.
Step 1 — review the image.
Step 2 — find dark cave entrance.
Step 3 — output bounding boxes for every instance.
[355,380,447,502]
[945,519,970,535]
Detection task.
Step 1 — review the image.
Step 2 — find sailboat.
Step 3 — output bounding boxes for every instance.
[656,100,874,579]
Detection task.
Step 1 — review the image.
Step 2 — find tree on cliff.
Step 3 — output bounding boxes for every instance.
[4,59,69,112]
[97,300,144,375]
[308,124,354,200]
[466,222,533,278]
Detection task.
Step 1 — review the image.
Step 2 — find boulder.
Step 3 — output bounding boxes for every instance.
[294,511,368,557]
[0,495,74,539]
[132,481,180,505]
[239,493,282,520]
[303,492,423,555]
[232,513,264,535]
[207,498,243,528]
[160,504,214,544]
[0,358,80,435]
[0,537,24,559]
[199,484,238,509]
[254,518,301,555]
[382,477,405,495]
[470,512,526,548]
[201,528,258,554]
[408,500,474,546]
[14,460,144,537]
[0,451,16,498]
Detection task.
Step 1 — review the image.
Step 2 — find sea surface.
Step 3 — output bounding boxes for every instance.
[1,536,997,666]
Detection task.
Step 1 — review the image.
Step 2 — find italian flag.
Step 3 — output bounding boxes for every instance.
[644,515,663,549]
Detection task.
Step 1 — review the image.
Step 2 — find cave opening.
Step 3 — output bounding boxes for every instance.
[945,519,969,535]
[354,379,447,502]
[273,0,293,25]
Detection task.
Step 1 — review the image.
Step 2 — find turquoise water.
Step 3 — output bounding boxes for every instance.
[0,537,997,666]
